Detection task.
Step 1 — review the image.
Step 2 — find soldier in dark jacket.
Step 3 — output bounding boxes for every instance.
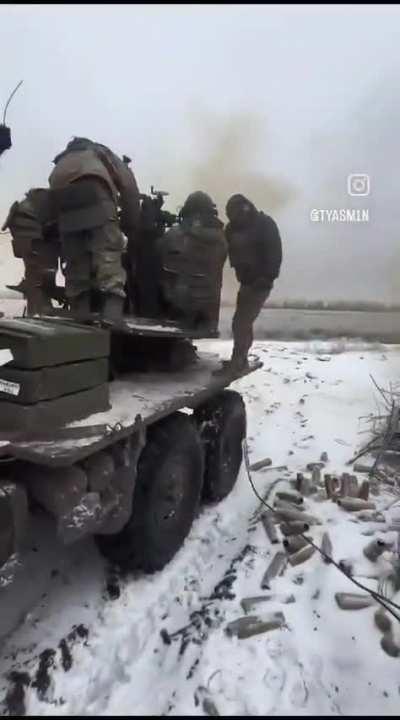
[0,125,12,156]
[49,137,141,319]
[216,193,282,373]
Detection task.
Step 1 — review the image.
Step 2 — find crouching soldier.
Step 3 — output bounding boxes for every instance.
[2,188,60,316]
[215,194,282,373]
[49,137,141,319]
[159,191,227,332]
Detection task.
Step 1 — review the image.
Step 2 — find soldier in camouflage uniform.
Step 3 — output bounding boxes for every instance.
[158,191,227,331]
[215,194,282,373]
[49,137,141,319]
[2,189,60,316]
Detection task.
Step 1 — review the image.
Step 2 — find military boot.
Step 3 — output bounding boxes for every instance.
[101,294,125,321]
[212,355,250,377]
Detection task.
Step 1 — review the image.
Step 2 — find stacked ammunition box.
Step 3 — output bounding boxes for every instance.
[0,318,111,431]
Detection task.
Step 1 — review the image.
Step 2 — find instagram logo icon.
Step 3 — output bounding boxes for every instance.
[347,174,370,197]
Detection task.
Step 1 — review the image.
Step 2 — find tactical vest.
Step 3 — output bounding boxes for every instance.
[159,220,227,326]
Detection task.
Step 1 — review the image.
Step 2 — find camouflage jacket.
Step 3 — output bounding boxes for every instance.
[49,140,141,232]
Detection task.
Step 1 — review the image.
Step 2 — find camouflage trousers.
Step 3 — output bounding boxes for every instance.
[62,221,126,300]
[23,239,59,315]
[231,282,272,363]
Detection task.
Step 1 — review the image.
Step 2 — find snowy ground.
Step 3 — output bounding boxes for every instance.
[1,338,400,716]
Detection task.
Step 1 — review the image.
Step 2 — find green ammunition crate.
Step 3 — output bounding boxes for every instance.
[0,383,110,432]
[0,318,110,369]
[0,358,109,404]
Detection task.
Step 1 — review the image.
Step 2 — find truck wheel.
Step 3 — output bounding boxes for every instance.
[96,413,204,573]
[194,390,246,502]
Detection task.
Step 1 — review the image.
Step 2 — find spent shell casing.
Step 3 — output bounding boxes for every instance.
[353,463,372,474]
[250,457,272,472]
[225,611,285,639]
[283,535,309,555]
[381,633,400,658]
[337,497,376,512]
[358,479,370,500]
[280,521,310,537]
[340,473,351,497]
[306,462,324,471]
[363,539,393,562]
[374,608,392,634]
[261,551,288,589]
[275,507,321,525]
[276,490,304,506]
[260,513,279,544]
[324,474,335,499]
[274,499,305,513]
[348,475,359,498]
[288,544,315,566]
[241,595,272,614]
[321,531,333,563]
[295,472,304,492]
[335,592,374,610]
[312,466,321,485]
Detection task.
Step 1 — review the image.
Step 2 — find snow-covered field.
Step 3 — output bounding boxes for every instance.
[1,338,400,716]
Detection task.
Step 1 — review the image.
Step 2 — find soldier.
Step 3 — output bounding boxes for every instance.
[0,124,11,156]
[158,191,227,331]
[215,193,282,373]
[2,188,60,316]
[48,137,141,319]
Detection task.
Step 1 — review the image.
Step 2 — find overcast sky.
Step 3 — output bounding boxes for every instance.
[1,3,400,301]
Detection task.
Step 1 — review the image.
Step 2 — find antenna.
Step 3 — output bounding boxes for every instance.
[2,80,23,125]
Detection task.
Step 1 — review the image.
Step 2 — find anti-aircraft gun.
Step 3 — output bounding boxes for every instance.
[124,186,178,318]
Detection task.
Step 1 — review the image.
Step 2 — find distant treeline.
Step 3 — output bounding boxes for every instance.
[221,299,400,312]
[265,300,400,312]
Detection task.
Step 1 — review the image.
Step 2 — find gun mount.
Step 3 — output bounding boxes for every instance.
[126,187,178,319]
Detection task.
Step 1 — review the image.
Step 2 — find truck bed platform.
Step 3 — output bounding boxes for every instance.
[0,353,262,467]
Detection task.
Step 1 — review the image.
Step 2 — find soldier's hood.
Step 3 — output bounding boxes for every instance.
[226,194,257,215]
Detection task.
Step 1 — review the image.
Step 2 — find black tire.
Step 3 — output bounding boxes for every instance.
[194,389,246,503]
[96,413,204,573]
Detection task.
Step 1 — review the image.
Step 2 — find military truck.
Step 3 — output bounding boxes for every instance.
[0,188,262,579]
[0,315,261,578]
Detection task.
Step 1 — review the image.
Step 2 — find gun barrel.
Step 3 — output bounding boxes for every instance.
[150,185,169,197]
